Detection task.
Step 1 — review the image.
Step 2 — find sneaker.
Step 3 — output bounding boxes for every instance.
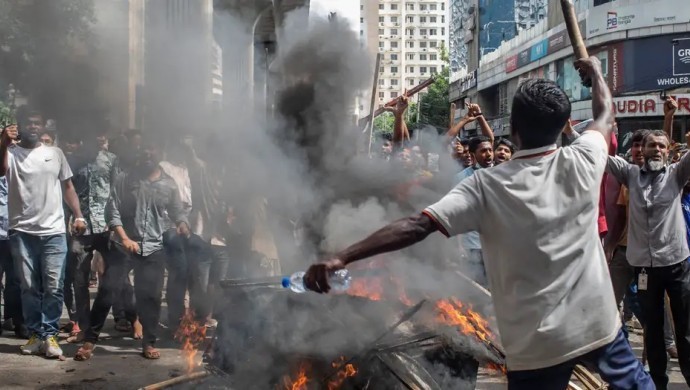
[20,335,44,355]
[44,335,63,358]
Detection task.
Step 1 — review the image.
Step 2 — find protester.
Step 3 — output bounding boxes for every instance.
[305,57,652,388]
[0,107,87,358]
[493,138,516,165]
[606,96,690,388]
[75,142,189,360]
[39,131,55,146]
[61,130,120,343]
[0,123,25,339]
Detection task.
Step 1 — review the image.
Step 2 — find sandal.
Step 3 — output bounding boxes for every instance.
[115,319,132,333]
[74,342,95,361]
[132,320,143,340]
[66,331,85,344]
[142,345,161,359]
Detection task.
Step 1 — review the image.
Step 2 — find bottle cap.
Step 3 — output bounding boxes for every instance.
[281,277,290,288]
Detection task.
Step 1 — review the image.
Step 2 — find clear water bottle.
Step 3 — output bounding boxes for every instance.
[281,269,352,293]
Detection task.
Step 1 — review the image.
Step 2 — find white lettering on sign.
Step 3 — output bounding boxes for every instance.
[612,94,690,117]
[678,49,690,61]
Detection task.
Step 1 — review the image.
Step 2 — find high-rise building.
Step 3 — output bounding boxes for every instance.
[359,0,449,104]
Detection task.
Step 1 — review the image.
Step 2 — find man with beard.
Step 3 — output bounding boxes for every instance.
[0,107,87,358]
[606,98,690,388]
[75,143,189,361]
[61,131,127,343]
[305,58,652,388]
[453,136,494,287]
[494,138,516,165]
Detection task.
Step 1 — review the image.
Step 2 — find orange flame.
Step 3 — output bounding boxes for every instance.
[435,298,494,344]
[174,311,207,374]
[327,356,358,390]
[347,277,383,301]
[281,363,310,390]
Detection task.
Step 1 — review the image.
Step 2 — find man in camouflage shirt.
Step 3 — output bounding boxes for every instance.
[63,131,124,340]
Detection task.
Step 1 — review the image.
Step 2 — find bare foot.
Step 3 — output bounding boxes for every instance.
[142,345,160,359]
[132,320,143,340]
[74,342,95,361]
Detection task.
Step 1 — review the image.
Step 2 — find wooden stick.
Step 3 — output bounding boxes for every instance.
[359,76,435,127]
[449,103,457,129]
[138,371,210,390]
[560,0,588,59]
[366,53,382,157]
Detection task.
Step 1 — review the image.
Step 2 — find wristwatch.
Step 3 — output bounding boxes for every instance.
[74,217,86,223]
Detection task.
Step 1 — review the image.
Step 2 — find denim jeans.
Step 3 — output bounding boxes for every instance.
[507,329,653,390]
[9,231,67,339]
[0,240,23,327]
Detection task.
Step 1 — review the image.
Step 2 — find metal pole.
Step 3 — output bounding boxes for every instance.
[367,53,382,157]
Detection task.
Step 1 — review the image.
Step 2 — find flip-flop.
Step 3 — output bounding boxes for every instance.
[74,342,95,361]
[142,346,160,360]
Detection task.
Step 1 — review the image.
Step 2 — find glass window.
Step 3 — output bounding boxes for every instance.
[379,91,385,98]
[430,16,437,23]
[379,79,385,85]
[430,4,437,10]
[379,16,384,23]
[390,29,398,35]
[407,54,414,60]
[420,4,427,10]
[430,66,438,74]
[391,79,399,86]
[407,16,414,23]
[408,66,415,72]
[379,41,384,48]
[420,66,428,73]
[378,28,384,35]
[430,41,437,48]
[406,28,414,35]
[429,29,437,36]
[391,66,399,73]
[430,54,437,61]
[360,17,364,23]
[391,41,398,48]
[391,16,398,23]
[391,54,398,60]
[441,15,445,23]
[406,3,414,10]
[391,4,398,10]
[409,79,415,86]
[420,29,427,35]
[406,41,414,48]
[379,4,384,10]
[420,16,427,23]
[420,54,427,60]
[420,41,427,48]
[391,92,398,98]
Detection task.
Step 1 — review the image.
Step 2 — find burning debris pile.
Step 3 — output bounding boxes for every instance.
[199,271,505,390]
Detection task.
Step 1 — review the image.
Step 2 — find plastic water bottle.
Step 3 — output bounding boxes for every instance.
[281,269,352,293]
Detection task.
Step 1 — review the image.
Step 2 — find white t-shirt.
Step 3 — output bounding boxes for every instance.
[6,144,73,235]
[424,131,619,371]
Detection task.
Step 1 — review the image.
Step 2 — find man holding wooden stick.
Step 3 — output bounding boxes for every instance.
[305,57,653,389]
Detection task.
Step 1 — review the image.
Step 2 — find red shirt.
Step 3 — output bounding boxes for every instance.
[598,132,618,237]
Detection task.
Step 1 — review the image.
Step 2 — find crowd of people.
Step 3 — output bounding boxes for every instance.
[1,56,690,390]
[0,107,281,361]
[306,57,690,389]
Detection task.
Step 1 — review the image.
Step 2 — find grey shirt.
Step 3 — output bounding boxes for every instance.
[106,170,188,256]
[606,153,690,267]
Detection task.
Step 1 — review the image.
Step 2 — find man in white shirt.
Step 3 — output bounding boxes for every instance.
[304,58,653,388]
[0,108,86,358]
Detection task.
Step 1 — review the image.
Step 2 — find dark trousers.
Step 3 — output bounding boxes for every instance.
[193,245,230,319]
[0,240,22,327]
[636,261,690,389]
[64,233,110,329]
[507,329,653,389]
[86,249,165,347]
[84,249,136,343]
[163,231,212,327]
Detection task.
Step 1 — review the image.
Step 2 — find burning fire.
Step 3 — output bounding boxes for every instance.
[281,357,357,390]
[282,363,310,390]
[174,311,207,373]
[327,357,358,390]
[346,275,413,306]
[435,297,495,344]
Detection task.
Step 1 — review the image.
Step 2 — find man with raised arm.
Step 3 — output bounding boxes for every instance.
[305,58,653,389]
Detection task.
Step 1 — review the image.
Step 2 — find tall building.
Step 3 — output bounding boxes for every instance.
[360,0,449,104]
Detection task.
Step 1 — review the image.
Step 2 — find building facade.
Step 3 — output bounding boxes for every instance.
[359,0,449,104]
[472,0,690,148]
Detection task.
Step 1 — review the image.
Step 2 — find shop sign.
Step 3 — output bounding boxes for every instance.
[488,116,511,137]
[587,0,690,38]
[459,70,478,93]
[623,33,690,92]
[547,30,568,54]
[505,55,518,73]
[613,94,690,118]
[530,39,549,62]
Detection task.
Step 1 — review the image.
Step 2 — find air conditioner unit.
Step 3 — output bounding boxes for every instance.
[423,35,428,39]
[422,48,427,51]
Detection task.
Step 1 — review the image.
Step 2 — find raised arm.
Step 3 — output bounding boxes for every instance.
[304,213,438,293]
[385,95,410,151]
[471,104,494,145]
[663,96,677,141]
[445,103,479,142]
[574,57,614,148]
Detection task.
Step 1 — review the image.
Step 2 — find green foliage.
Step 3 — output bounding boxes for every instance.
[418,43,450,132]
[374,112,395,136]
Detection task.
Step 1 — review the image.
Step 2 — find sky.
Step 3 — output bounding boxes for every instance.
[309,0,359,31]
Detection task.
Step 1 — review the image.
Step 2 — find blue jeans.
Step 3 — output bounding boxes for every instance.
[507,329,653,390]
[9,231,67,339]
